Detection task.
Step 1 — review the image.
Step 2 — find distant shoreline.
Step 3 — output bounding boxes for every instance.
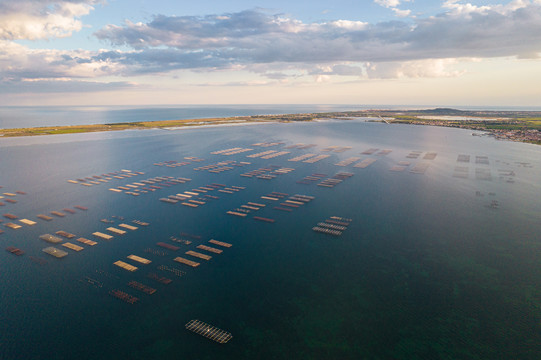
[1,108,540,145]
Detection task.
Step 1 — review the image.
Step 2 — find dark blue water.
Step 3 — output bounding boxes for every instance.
[1,120,540,359]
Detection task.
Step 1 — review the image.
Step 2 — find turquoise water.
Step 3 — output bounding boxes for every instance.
[0,120,540,359]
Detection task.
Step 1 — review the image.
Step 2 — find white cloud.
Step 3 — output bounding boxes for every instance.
[374,0,412,17]
[366,58,465,79]
[0,40,123,81]
[0,1,97,40]
[374,0,401,8]
[442,0,535,16]
[392,8,412,17]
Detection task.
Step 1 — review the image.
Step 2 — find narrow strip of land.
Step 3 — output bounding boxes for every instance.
[1,108,540,145]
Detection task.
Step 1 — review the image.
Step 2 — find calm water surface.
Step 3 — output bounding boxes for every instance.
[0,119,540,359]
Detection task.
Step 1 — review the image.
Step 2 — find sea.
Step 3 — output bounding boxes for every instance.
[0,108,540,359]
[2,104,541,129]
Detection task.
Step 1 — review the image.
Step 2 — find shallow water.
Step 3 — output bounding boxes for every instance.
[0,119,540,359]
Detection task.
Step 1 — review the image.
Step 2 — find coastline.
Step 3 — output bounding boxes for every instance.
[1,108,540,145]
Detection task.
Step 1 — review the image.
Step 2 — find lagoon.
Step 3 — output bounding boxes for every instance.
[1,119,540,359]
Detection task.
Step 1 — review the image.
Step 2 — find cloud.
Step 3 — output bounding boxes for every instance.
[0,0,98,40]
[4,2,541,86]
[374,0,412,17]
[366,59,465,79]
[0,40,124,82]
[374,0,401,8]
[392,8,411,17]
[93,5,541,71]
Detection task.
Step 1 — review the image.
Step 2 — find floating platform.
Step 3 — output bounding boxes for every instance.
[354,158,377,168]
[5,222,22,229]
[77,237,97,246]
[109,289,139,304]
[182,202,199,208]
[173,256,200,267]
[209,239,232,248]
[127,254,151,264]
[93,232,112,240]
[42,247,68,258]
[62,242,84,251]
[118,223,138,230]
[56,230,76,239]
[274,206,292,212]
[157,265,186,277]
[132,220,149,226]
[50,211,65,217]
[107,227,126,235]
[114,260,138,272]
[157,242,180,251]
[185,320,233,344]
[128,281,157,295]
[40,234,63,244]
[186,250,212,261]
[197,245,223,254]
[227,211,247,217]
[37,214,53,221]
[410,163,430,174]
[160,198,178,204]
[312,227,343,236]
[3,213,18,220]
[248,202,265,207]
[147,273,173,284]
[6,246,24,256]
[253,216,275,223]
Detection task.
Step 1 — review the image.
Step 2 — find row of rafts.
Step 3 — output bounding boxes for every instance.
[312,216,352,236]
[226,193,315,222]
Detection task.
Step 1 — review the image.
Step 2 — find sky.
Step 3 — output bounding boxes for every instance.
[1,0,540,106]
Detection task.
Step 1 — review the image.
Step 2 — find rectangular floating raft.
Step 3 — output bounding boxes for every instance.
[62,242,84,251]
[118,223,138,230]
[107,227,127,235]
[77,237,97,246]
[127,254,151,264]
[93,232,113,240]
[208,239,232,248]
[19,219,36,226]
[196,245,223,254]
[37,214,53,221]
[186,250,212,261]
[113,260,138,272]
[173,256,200,267]
[185,320,233,344]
